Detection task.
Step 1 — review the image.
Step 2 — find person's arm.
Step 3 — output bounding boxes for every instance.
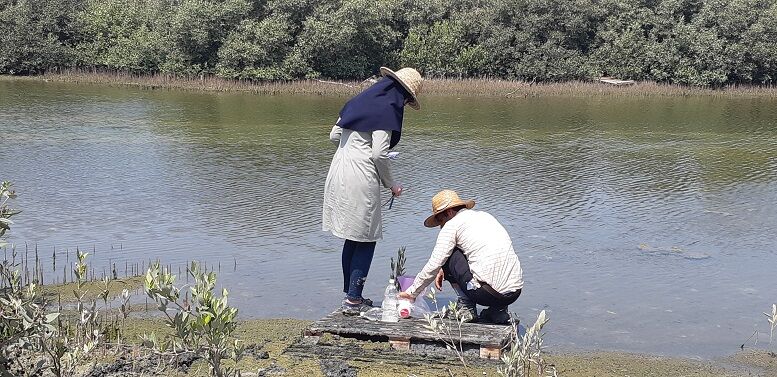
[329,125,342,145]
[405,222,459,297]
[371,130,395,189]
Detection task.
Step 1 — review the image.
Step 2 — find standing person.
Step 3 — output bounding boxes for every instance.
[323,67,423,315]
[398,190,524,324]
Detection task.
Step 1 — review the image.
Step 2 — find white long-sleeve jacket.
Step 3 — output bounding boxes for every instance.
[407,209,524,297]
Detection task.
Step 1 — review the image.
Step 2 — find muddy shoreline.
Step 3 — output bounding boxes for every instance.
[44,279,775,376]
[60,316,775,376]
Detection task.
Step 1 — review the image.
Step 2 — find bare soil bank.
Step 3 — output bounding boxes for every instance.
[3,71,777,99]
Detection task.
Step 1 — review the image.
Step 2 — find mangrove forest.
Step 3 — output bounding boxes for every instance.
[1,0,777,86]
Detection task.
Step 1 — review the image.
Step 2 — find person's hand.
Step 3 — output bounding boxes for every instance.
[390,184,403,197]
[397,291,415,302]
[434,269,445,291]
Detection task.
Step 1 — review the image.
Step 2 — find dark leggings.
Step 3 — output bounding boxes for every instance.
[442,248,521,309]
[342,239,376,301]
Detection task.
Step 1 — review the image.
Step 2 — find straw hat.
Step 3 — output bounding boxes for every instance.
[380,67,422,110]
[424,190,475,228]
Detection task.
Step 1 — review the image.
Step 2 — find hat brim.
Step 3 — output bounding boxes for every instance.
[424,199,475,228]
[380,67,420,110]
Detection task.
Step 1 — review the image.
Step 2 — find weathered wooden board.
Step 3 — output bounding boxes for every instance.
[599,77,636,86]
[285,336,487,367]
[305,310,513,347]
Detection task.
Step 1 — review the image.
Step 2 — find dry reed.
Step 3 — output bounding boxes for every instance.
[2,68,777,98]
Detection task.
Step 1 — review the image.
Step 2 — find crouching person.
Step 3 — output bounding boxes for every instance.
[397,190,523,324]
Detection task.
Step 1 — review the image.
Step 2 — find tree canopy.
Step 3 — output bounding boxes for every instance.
[1,0,776,86]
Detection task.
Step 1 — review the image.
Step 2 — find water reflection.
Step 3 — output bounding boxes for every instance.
[1,81,776,357]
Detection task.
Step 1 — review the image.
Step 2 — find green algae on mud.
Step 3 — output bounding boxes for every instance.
[22,263,777,376]
[41,275,144,303]
[550,352,742,377]
[31,269,777,376]
[88,317,777,376]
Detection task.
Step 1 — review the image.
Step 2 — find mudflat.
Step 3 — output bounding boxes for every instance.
[95,317,777,376]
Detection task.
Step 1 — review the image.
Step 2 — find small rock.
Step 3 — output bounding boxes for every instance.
[258,364,287,376]
[319,359,357,377]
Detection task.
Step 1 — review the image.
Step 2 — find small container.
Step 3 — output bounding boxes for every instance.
[398,300,413,318]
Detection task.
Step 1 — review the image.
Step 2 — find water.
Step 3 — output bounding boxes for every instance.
[1,80,776,357]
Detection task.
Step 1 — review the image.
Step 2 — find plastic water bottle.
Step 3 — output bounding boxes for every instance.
[381,279,399,322]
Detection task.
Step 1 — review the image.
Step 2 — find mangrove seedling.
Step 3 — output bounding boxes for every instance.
[144,260,244,377]
[0,182,82,377]
[423,289,468,370]
[498,310,557,377]
[0,181,20,248]
[766,304,777,344]
[390,246,406,290]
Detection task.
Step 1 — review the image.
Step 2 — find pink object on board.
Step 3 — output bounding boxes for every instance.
[397,275,416,291]
[398,300,412,318]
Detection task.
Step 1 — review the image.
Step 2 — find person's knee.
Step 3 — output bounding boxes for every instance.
[443,249,472,285]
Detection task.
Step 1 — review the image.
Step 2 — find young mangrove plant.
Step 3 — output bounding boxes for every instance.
[0,259,62,376]
[498,310,557,377]
[766,304,777,345]
[0,180,142,375]
[390,246,406,291]
[37,250,105,377]
[0,181,20,249]
[144,260,244,377]
[423,289,469,371]
[0,181,80,377]
[72,249,102,355]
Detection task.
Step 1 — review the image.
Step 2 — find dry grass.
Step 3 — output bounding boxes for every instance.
[426,77,777,98]
[21,69,367,96]
[3,69,777,98]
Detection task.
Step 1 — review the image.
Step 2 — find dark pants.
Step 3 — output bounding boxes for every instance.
[442,248,521,309]
[342,239,376,301]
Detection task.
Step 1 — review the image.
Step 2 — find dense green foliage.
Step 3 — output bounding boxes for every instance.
[2,0,777,85]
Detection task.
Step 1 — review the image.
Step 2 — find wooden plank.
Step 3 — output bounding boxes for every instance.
[307,310,512,347]
[480,345,501,360]
[388,336,411,351]
[599,77,635,86]
[285,337,480,367]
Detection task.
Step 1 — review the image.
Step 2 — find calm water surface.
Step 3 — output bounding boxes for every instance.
[1,81,776,357]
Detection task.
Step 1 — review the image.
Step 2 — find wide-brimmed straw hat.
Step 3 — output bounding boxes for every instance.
[380,67,422,110]
[424,190,476,228]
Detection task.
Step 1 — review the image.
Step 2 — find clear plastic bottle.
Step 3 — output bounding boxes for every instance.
[381,279,399,322]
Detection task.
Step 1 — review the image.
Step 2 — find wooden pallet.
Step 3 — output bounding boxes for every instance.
[304,310,515,359]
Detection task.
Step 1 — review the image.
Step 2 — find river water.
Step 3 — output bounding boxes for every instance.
[1,80,776,357]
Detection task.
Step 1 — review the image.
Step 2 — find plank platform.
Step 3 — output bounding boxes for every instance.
[304,310,516,359]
